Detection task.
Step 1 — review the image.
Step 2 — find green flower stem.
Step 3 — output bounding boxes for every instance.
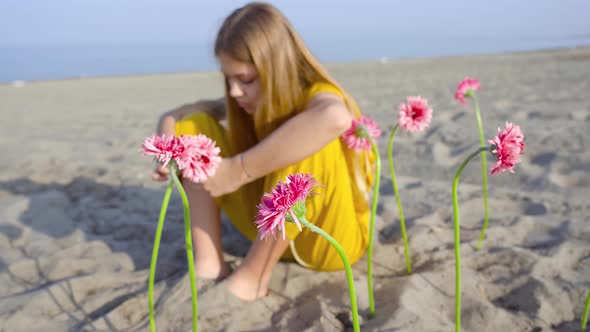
[367,137,381,318]
[471,93,490,251]
[581,290,590,331]
[387,124,411,274]
[148,179,174,332]
[170,167,198,332]
[298,216,360,332]
[453,146,490,332]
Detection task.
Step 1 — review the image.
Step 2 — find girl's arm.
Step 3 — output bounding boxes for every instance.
[202,92,353,196]
[226,235,290,300]
[242,93,352,180]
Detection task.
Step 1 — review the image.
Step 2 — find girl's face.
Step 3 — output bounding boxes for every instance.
[218,52,262,115]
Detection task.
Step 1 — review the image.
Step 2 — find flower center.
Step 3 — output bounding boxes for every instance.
[355,125,369,138]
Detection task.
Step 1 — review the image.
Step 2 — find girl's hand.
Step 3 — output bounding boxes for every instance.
[202,155,249,197]
[151,112,176,182]
[152,164,170,182]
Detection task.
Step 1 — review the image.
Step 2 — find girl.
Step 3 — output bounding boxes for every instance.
[153,2,375,302]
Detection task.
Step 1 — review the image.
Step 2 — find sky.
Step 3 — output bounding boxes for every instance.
[2,0,589,46]
[1,1,589,81]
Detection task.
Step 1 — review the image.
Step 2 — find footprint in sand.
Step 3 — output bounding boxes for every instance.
[519,152,553,178]
[548,171,579,188]
[488,254,580,328]
[494,241,589,326]
[525,152,583,188]
[0,223,23,240]
[523,202,547,216]
[530,152,557,167]
[491,278,543,314]
[569,110,590,121]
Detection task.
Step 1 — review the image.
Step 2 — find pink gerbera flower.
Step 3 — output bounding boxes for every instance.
[177,134,222,183]
[341,116,382,151]
[488,122,525,175]
[455,77,480,105]
[142,134,186,167]
[398,96,433,132]
[142,133,221,183]
[285,173,318,203]
[255,173,318,240]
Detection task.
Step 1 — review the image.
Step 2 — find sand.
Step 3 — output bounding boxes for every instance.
[1,46,589,331]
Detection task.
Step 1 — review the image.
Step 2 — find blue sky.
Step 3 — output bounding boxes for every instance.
[2,0,589,46]
[1,1,589,81]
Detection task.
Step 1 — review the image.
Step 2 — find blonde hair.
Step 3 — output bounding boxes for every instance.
[215,2,375,196]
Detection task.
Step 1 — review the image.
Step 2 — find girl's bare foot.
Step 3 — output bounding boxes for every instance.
[225,265,269,301]
[195,260,231,281]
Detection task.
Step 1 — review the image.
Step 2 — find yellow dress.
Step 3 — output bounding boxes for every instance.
[175,82,371,271]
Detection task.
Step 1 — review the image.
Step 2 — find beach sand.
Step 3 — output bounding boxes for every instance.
[1,47,589,331]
